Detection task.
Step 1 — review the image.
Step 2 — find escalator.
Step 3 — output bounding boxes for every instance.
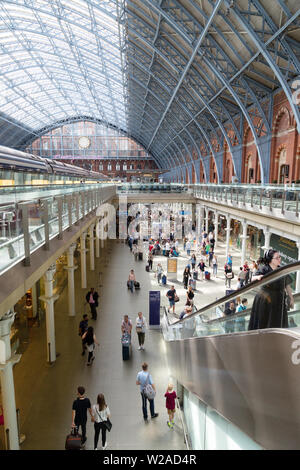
[162,262,300,450]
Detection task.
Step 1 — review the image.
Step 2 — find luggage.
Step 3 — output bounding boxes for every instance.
[65,427,82,450]
[138,252,143,261]
[121,333,131,360]
[134,281,140,289]
[145,265,150,272]
[205,271,210,280]
[162,274,167,285]
[189,279,196,289]
[193,271,198,280]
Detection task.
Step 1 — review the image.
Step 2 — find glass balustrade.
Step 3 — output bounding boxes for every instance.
[162,262,300,342]
[0,184,116,275]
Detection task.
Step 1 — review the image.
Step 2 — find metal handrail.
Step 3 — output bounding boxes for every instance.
[166,261,300,327]
[175,398,190,450]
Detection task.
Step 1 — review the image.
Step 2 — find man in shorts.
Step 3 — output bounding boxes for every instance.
[166,285,177,314]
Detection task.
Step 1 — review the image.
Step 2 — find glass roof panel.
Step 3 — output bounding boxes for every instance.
[0,0,126,131]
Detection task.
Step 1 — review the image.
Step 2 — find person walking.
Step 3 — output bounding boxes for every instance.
[191,254,196,270]
[212,254,218,277]
[148,251,154,270]
[71,386,93,446]
[186,240,191,257]
[183,266,191,289]
[92,393,111,450]
[121,314,133,337]
[78,314,89,356]
[136,311,147,350]
[166,285,177,314]
[197,259,206,281]
[224,263,234,289]
[86,287,99,320]
[165,384,177,429]
[136,362,159,421]
[128,269,136,293]
[82,326,99,366]
[156,263,164,284]
[186,285,194,307]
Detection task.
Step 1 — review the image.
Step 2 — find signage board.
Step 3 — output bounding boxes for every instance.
[149,291,161,329]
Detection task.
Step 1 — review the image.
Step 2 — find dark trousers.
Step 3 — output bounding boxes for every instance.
[89,303,97,319]
[137,332,145,346]
[149,260,153,270]
[94,422,107,449]
[75,420,87,443]
[141,392,155,419]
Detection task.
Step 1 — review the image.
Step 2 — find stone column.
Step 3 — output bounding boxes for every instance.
[214,211,218,249]
[225,216,232,260]
[95,219,100,258]
[39,264,58,364]
[80,233,88,289]
[0,311,21,450]
[261,227,271,252]
[240,220,248,265]
[205,207,209,233]
[89,224,95,272]
[64,244,78,317]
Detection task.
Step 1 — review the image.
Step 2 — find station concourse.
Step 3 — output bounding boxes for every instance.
[0,0,299,452]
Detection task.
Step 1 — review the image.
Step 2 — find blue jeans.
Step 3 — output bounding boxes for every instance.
[129,280,134,292]
[141,392,155,419]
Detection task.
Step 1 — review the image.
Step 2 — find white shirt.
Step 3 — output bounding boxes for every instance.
[165,242,170,250]
[136,316,147,333]
[186,241,191,249]
[92,404,110,423]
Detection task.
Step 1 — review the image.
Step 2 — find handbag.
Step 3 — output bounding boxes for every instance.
[226,272,233,279]
[95,407,112,432]
[174,295,180,302]
[143,373,156,400]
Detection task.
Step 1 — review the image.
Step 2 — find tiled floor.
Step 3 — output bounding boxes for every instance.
[6,236,244,450]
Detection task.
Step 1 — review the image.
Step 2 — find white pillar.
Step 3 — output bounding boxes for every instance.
[240,220,248,266]
[39,264,58,363]
[205,207,209,233]
[261,227,271,254]
[80,232,88,289]
[225,216,231,259]
[89,224,95,271]
[214,211,218,249]
[64,243,78,317]
[0,311,21,450]
[95,219,100,258]
[296,241,300,294]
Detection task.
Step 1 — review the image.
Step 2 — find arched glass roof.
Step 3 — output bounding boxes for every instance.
[0,0,126,129]
[0,0,299,179]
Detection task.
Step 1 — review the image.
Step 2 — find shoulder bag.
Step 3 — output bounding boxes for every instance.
[143,373,156,400]
[95,406,112,432]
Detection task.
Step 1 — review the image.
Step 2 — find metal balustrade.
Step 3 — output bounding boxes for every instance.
[192,183,300,221]
[0,184,116,275]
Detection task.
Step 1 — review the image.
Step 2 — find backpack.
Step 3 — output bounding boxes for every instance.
[143,373,156,400]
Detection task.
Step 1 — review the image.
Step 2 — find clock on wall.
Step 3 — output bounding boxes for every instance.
[78,136,91,149]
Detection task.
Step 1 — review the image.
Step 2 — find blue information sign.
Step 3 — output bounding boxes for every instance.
[149,291,161,329]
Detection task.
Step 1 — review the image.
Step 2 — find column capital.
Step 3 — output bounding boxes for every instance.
[44,264,56,282]
[0,310,15,337]
[68,243,77,254]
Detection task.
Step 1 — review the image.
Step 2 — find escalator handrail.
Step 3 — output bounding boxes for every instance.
[166,261,300,327]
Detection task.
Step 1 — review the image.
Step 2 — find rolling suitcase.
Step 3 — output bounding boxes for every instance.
[193,270,198,280]
[189,278,196,289]
[145,265,150,272]
[162,274,167,285]
[205,271,210,280]
[138,252,143,261]
[121,334,131,360]
[134,281,140,289]
[65,427,82,450]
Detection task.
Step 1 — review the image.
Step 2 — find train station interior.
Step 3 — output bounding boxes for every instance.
[0,0,300,452]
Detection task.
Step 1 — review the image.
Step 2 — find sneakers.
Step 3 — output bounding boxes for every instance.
[138,346,142,350]
[102,442,107,450]
[151,413,159,419]
[167,421,173,429]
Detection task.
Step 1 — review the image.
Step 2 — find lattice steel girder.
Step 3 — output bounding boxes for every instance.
[224,0,300,132]
[128,73,204,166]
[146,0,223,150]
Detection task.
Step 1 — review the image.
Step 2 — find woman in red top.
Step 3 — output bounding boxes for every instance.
[164,384,177,428]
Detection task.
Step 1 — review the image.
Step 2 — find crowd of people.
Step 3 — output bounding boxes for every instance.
[72,227,296,449]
